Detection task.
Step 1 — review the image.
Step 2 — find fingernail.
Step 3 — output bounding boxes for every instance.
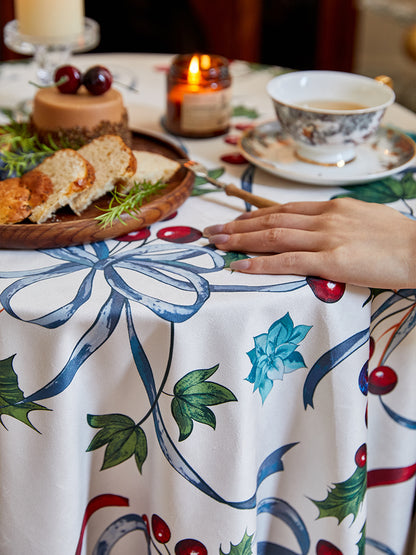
[203,224,224,236]
[208,234,230,244]
[230,258,251,271]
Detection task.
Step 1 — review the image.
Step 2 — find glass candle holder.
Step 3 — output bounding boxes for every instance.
[165,53,232,138]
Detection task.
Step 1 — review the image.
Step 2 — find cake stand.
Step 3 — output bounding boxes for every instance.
[3,17,100,85]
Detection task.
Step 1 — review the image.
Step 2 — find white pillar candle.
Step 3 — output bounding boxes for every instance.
[14,0,84,42]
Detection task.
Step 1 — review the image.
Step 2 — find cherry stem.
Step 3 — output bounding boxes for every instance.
[113,79,139,93]
[29,75,68,89]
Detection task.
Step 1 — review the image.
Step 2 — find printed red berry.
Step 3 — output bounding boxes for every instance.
[220,153,247,164]
[151,514,171,544]
[234,123,254,131]
[306,277,345,303]
[54,65,82,94]
[83,65,113,95]
[141,514,150,537]
[224,135,239,145]
[117,228,151,242]
[369,336,375,359]
[316,539,343,555]
[355,443,367,467]
[157,226,202,243]
[175,538,208,555]
[368,365,397,395]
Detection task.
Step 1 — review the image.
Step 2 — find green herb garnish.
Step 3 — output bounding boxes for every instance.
[0,110,81,177]
[0,113,58,177]
[95,180,168,228]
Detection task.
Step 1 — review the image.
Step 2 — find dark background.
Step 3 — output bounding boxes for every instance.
[1,0,357,72]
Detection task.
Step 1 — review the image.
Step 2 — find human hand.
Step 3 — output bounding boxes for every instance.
[203,198,416,289]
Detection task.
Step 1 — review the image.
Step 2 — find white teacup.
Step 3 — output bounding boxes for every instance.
[266,70,395,166]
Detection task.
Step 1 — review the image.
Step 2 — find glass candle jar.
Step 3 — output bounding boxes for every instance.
[165,53,232,138]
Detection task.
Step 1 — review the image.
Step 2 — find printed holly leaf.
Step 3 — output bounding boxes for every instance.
[333,171,416,204]
[232,105,259,119]
[171,364,237,441]
[363,287,389,306]
[0,355,49,431]
[220,530,254,555]
[357,522,365,555]
[311,464,366,523]
[87,413,147,473]
[192,167,225,196]
[222,252,249,269]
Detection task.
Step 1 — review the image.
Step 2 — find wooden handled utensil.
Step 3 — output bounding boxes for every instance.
[184,160,280,209]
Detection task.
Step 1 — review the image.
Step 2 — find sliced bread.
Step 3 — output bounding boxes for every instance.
[28,148,95,224]
[69,134,137,215]
[0,177,31,224]
[120,150,180,192]
[20,170,54,208]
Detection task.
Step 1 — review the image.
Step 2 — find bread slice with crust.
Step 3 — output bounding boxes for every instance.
[0,177,32,224]
[119,150,180,193]
[28,148,95,224]
[69,134,137,215]
[20,170,54,208]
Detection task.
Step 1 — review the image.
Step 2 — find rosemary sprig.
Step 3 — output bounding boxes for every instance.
[0,116,58,177]
[95,180,168,228]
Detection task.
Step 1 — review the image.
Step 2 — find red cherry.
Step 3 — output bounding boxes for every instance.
[220,153,247,164]
[234,123,255,131]
[151,514,171,544]
[157,226,202,243]
[175,538,208,555]
[83,65,113,95]
[224,135,239,145]
[306,277,345,303]
[369,336,375,359]
[141,514,150,536]
[162,210,178,221]
[355,443,367,467]
[54,65,82,94]
[117,228,151,242]
[316,539,343,555]
[368,366,398,395]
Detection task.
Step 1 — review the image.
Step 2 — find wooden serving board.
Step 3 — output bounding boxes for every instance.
[0,130,194,249]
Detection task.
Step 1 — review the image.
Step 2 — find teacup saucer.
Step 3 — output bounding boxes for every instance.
[238,121,416,186]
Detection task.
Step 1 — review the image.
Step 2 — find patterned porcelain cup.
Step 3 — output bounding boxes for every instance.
[266,70,395,166]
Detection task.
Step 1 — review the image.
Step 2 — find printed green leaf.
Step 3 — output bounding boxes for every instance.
[171,398,194,441]
[311,464,366,523]
[172,365,237,441]
[220,530,254,555]
[174,364,219,394]
[101,427,138,469]
[87,413,147,473]
[192,167,225,196]
[232,105,259,119]
[0,355,49,430]
[357,522,366,555]
[222,252,249,269]
[363,287,389,306]
[333,171,416,204]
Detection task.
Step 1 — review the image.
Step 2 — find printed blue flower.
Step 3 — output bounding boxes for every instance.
[246,312,311,403]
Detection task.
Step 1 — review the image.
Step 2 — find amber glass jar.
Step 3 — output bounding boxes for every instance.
[165,53,232,138]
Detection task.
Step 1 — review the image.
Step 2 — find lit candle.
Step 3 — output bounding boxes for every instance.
[165,53,232,138]
[14,0,84,42]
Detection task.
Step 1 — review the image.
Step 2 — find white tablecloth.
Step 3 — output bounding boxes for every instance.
[0,53,415,555]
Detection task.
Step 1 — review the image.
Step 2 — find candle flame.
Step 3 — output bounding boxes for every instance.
[188,55,201,85]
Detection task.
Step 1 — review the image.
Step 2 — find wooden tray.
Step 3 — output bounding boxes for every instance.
[0,130,194,249]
